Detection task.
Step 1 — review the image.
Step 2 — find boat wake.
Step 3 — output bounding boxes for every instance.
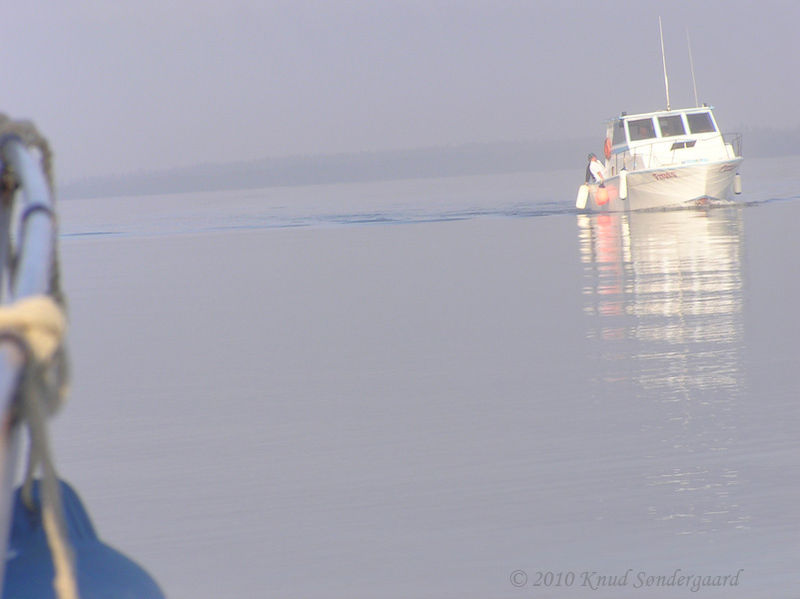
[59,191,800,240]
[61,200,577,239]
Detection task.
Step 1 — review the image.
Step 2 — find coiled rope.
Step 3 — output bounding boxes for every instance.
[0,115,76,599]
[0,296,65,360]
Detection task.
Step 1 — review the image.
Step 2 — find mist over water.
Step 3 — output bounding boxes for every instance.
[52,156,800,597]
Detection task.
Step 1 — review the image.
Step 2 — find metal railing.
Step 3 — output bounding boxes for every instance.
[723,133,743,157]
[0,134,60,590]
[610,133,742,174]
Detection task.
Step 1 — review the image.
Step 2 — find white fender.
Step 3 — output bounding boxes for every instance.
[733,173,742,195]
[575,184,589,209]
[619,169,628,200]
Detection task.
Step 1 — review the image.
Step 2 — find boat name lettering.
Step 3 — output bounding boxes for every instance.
[652,171,678,181]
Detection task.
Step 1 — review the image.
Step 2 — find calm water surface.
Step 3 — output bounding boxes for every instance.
[51,157,800,598]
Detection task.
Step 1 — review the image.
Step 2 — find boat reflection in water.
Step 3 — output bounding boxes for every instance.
[577,207,750,535]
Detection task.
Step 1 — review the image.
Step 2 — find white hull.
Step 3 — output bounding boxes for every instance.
[587,158,743,212]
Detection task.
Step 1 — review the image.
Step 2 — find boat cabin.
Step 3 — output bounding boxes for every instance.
[604,107,740,177]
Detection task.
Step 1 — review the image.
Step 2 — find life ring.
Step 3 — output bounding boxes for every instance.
[603,138,612,160]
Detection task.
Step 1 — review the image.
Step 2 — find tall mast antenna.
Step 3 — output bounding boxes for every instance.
[686,28,699,107]
[659,16,671,110]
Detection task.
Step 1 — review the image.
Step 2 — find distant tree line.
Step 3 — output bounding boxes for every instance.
[59,128,799,200]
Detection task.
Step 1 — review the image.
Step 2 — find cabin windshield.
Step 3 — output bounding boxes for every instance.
[628,118,656,141]
[686,112,716,133]
[658,115,686,137]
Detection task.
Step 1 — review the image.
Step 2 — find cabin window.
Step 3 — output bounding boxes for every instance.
[658,115,686,137]
[612,120,626,145]
[628,118,656,141]
[687,112,716,133]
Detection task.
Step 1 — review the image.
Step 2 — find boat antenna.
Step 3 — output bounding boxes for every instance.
[686,28,699,107]
[659,16,671,111]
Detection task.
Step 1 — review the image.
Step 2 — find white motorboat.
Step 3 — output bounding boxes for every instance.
[576,19,743,212]
[576,105,743,211]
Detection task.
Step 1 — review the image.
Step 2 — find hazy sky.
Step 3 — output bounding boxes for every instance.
[3,0,799,183]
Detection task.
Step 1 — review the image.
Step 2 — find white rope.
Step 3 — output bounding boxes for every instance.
[19,356,78,599]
